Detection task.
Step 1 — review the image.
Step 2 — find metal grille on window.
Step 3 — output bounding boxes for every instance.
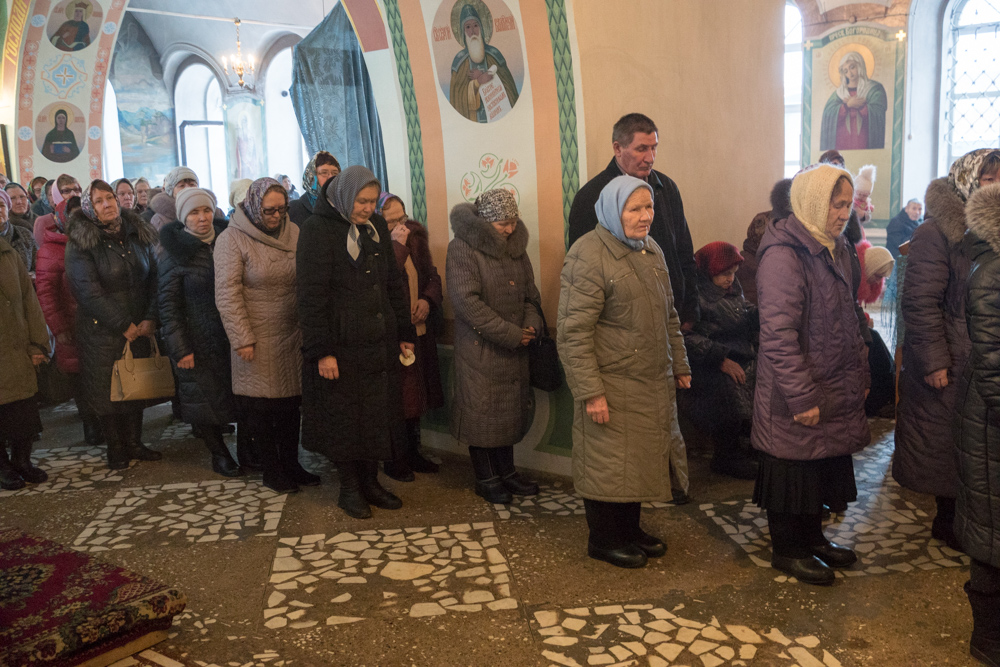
[945,0,1000,167]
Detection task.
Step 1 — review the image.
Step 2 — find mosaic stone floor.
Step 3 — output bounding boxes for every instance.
[0,444,133,498]
[493,481,673,520]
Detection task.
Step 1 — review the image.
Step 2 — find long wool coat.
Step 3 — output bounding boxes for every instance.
[0,237,49,406]
[751,214,871,461]
[64,209,159,415]
[559,225,691,502]
[446,204,543,449]
[35,223,80,374]
[214,208,302,399]
[296,194,415,462]
[157,221,236,426]
[893,177,972,498]
[956,184,1000,566]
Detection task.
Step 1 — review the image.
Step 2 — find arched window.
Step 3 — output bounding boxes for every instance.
[943,0,1000,169]
[264,46,308,188]
[784,2,804,177]
[174,62,228,204]
[102,79,124,182]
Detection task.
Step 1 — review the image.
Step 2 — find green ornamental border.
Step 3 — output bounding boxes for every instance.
[544,0,580,250]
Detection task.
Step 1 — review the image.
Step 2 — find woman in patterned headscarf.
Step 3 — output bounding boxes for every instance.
[895,148,1000,553]
[288,151,340,225]
[215,177,317,494]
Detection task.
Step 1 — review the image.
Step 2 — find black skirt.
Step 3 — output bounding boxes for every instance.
[753,452,857,514]
[0,397,43,442]
[235,395,301,414]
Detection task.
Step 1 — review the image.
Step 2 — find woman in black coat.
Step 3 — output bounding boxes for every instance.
[158,188,240,477]
[297,165,416,520]
[957,181,1000,666]
[65,180,162,470]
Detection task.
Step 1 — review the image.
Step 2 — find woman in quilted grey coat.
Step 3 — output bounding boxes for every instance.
[894,148,1000,552]
[446,189,543,504]
[215,177,317,494]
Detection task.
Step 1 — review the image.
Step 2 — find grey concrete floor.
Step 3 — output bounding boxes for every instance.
[0,403,981,667]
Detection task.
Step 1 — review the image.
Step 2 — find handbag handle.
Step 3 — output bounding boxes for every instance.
[121,336,165,373]
[524,296,549,337]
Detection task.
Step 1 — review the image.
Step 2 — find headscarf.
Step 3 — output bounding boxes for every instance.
[301,155,319,206]
[594,175,652,251]
[81,180,120,229]
[377,191,404,216]
[240,177,287,235]
[834,52,872,103]
[695,242,744,278]
[52,199,71,233]
[0,187,12,215]
[949,148,1000,202]
[163,166,199,197]
[475,189,519,223]
[327,165,381,265]
[38,179,54,211]
[789,163,854,254]
[112,177,134,199]
[229,178,253,209]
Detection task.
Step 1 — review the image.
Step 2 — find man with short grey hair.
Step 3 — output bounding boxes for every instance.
[886,198,923,258]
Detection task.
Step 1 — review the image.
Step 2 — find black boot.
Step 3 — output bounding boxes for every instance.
[236,420,262,472]
[404,418,439,473]
[337,461,371,519]
[278,439,320,487]
[469,446,513,504]
[260,438,298,495]
[0,447,25,490]
[359,460,402,509]
[9,438,47,484]
[82,417,104,447]
[127,411,161,461]
[384,458,415,482]
[967,581,1000,667]
[933,496,964,552]
[202,427,242,478]
[103,415,129,470]
[493,446,539,496]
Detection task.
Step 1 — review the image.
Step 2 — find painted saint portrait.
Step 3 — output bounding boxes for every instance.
[443,0,522,123]
[50,0,95,52]
[40,108,81,163]
[820,47,887,151]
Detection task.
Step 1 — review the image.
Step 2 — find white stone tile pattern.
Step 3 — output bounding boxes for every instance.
[52,400,80,413]
[262,522,516,630]
[493,482,671,520]
[158,421,194,441]
[71,480,288,552]
[531,603,843,667]
[0,446,132,498]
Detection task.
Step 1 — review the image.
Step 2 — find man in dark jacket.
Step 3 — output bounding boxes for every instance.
[567,113,699,327]
[885,198,923,258]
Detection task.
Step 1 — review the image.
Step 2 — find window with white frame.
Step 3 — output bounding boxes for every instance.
[785,2,804,178]
[174,62,229,205]
[264,47,308,191]
[943,0,1000,169]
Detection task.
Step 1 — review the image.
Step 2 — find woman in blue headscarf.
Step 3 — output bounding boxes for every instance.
[558,175,692,569]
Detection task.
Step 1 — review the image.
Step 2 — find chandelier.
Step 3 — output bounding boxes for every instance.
[222,18,255,89]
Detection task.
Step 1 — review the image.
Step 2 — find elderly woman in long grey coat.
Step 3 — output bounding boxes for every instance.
[559,175,691,569]
[894,148,1000,552]
[753,164,870,586]
[447,189,543,504]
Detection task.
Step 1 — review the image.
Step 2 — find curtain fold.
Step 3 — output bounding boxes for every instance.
[290,3,389,191]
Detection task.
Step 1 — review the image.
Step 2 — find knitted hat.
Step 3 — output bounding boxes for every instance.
[229,178,253,209]
[854,164,876,197]
[164,166,199,196]
[695,241,744,277]
[475,188,519,223]
[0,187,11,212]
[176,187,217,225]
[790,164,854,253]
[863,245,894,281]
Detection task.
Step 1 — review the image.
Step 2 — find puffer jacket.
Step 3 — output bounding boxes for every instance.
[157,221,235,426]
[893,177,972,498]
[64,209,159,415]
[446,203,543,449]
[559,224,690,502]
[751,213,871,460]
[34,223,80,374]
[0,237,49,406]
[214,207,301,399]
[956,183,1000,566]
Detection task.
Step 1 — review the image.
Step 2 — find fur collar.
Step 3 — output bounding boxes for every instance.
[769,178,793,221]
[924,177,968,246]
[158,220,224,264]
[66,208,157,250]
[449,202,528,259]
[966,184,1000,255]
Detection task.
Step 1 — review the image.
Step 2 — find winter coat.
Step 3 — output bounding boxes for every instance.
[739,180,793,306]
[893,177,973,498]
[559,225,691,502]
[956,184,1000,566]
[64,209,159,416]
[296,196,416,461]
[2,221,36,273]
[886,208,921,258]
[157,221,235,426]
[34,223,80,374]
[391,220,445,419]
[0,237,49,406]
[446,204,543,449]
[288,196,313,226]
[33,214,54,251]
[567,158,700,325]
[214,206,301,399]
[751,214,871,461]
[9,210,36,233]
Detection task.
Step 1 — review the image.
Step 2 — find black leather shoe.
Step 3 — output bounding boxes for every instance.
[129,443,162,462]
[826,499,848,513]
[107,456,129,471]
[0,459,25,491]
[671,490,690,505]
[588,542,648,569]
[771,555,835,585]
[810,542,857,568]
[289,467,321,487]
[635,531,667,558]
[501,472,539,496]
[407,451,440,474]
[361,482,403,510]
[339,490,372,519]
[83,419,104,446]
[475,477,513,504]
[384,460,415,482]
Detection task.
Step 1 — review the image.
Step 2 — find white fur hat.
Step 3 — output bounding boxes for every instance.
[854,164,877,196]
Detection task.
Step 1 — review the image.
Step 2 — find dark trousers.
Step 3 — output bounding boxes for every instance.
[242,404,301,476]
[971,560,1000,595]
[584,499,641,550]
[767,511,826,559]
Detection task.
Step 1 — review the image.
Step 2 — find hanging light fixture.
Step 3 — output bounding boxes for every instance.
[221,18,255,89]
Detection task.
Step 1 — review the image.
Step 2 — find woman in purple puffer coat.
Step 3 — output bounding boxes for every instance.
[752,163,871,586]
